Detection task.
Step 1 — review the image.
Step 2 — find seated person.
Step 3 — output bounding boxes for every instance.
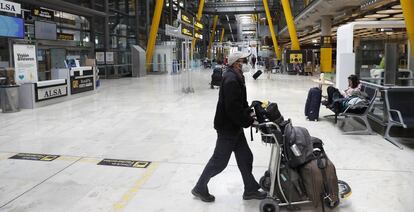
[323,75,365,113]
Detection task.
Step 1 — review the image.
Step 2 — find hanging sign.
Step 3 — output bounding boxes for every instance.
[179,10,193,26]
[194,31,203,40]
[13,44,38,84]
[194,21,203,30]
[320,36,332,48]
[0,0,21,15]
[32,7,54,20]
[57,33,74,41]
[181,25,193,37]
[289,53,303,64]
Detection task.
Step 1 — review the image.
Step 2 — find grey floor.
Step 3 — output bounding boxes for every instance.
[0,69,413,212]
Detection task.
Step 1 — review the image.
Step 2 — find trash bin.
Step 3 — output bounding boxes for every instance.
[0,85,20,113]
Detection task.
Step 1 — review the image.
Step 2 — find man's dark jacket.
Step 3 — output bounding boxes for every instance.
[214,67,254,132]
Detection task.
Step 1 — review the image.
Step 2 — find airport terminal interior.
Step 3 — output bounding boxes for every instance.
[0,0,414,211]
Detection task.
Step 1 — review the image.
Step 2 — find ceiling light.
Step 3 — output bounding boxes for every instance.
[381,17,403,20]
[365,14,389,18]
[312,39,318,43]
[355,17,377,21]
[391,5,402,9]
[377,9,403,14]
[393,13,404,18]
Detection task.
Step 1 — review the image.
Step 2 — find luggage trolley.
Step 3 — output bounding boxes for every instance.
[254,121,351,212]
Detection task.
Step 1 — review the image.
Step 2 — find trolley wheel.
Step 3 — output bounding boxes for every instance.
[260,198,280,212]
[338,180,352,199]
[259,176,271,192]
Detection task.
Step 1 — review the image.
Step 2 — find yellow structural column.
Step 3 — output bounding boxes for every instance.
[262,0,281,60]
[145,0,164,67]
[320,16,333,73]
[207,15,219,59]
[281,0,300,50]
[401,0,414,57]
[191,0,205,53]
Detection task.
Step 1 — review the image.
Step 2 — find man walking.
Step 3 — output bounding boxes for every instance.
[192,52,266,202]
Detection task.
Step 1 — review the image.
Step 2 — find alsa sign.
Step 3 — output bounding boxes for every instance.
[36,84,68,102]
[0,0,21,15]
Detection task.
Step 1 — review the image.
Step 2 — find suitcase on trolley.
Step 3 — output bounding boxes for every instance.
[305,87,322,121]
[253,70,263,80]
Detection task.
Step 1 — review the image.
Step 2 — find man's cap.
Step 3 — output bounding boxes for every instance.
[228,52,251,66]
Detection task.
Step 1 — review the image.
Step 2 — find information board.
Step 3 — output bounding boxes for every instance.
[13,44,38,84]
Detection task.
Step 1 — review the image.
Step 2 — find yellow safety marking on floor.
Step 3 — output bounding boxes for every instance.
[79,157,101,164]
[0,154,13,161]
[113,162,159,212]
[55,156,81,162]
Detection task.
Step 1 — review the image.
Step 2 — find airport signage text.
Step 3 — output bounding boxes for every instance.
[71,76,94,94]
[181,25,193,37]
[35,83,68,102]
[0,0,21,15]
[57,33,74,41]
[32,7,54,20]
[194,21,203,29]
[180,10,193,25]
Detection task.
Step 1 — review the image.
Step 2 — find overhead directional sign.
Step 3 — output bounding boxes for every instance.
[194,31,203,40]
[179,10,193,25]
[165,24,193,40]
[181,25,193,37]
[194,21,203,30]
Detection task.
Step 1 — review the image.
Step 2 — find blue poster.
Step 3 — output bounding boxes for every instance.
[0,15,24,38]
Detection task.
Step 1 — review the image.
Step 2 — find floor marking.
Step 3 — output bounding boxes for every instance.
[98,158,151,168]
[9,153,60,161]
[113,162,159,211]
[0,157,83,209]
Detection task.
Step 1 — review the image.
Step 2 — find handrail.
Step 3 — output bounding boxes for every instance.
[360,80,414,90]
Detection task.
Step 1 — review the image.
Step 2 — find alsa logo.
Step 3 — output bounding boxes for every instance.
[43,88,63,98]
[0,2,16,12]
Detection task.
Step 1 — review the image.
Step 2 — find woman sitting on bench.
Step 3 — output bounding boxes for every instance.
[323,75,364,112]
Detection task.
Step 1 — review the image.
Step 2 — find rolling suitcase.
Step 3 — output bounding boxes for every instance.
[253,70,263,80]
[299,152,340,209]
[304,87,322,121]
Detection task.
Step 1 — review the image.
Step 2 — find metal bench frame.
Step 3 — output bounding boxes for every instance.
[338,88,378,135]
[383,89,413,150]
[324,87,378,135]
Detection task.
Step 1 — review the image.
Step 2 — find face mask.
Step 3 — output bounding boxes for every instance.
[242,64,249,72]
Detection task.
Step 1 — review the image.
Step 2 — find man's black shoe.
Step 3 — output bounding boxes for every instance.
[243,190,267,200]
[191,188,215,202]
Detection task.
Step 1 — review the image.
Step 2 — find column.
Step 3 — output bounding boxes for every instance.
[320,15,333,73]
[104,0,109,51]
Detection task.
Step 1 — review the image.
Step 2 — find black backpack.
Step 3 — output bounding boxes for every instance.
[284,122,314,168]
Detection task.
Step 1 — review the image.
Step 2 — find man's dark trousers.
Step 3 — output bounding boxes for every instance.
[195,129,260,192]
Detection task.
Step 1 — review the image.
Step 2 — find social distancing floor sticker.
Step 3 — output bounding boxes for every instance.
[98,159,151,168]
[9,153,60,161]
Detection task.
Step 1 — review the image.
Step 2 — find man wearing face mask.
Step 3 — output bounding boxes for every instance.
[192,52,265,202]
